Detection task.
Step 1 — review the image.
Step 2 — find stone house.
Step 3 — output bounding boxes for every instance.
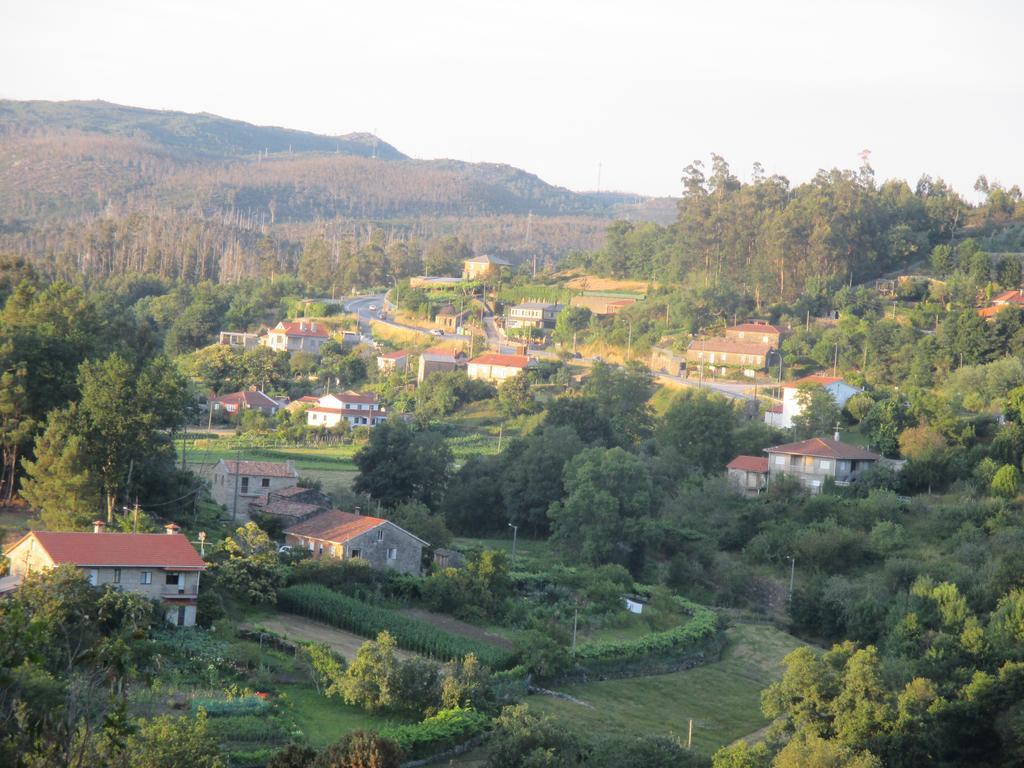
[686,336,776,373]
[417,347,466,384]
[284,510,427,575]
[264,320,330,355]
[650,345,688,376]
[724,321,787,347]
[765,437,881,493]
[462,254,510,280]
[3,522,205,626]
[248,486,333,523]
[435,304,470,332]
[210,459,299,510]
[306,391,387,429]
[467,353,532,383]
[726,455,769,496]
[570,294,638,316]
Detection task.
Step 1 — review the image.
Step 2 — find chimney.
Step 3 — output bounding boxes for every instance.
[286,460,295,474]
[353,506,361,516]
[93,520,105,534]
[164,523,180,535]
[834,426,841,441]
[300,321,307,332]
[311,322,317,332]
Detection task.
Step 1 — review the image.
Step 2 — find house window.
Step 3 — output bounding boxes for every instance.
[240,477,249,493]
[166,573,180,586]
[350,548,362,559]
[318,543,324,555]
[141,571,152,585]
[328,545,335,557]
[819,459,832,470]
[387,548,398,560]
[113,568,121,584]
[262,478,271,488]
[87,569,98,586]
[376,529,384,542]
[774,455,785,465]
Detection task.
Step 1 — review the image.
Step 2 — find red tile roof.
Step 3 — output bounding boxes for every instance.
[728,322,786,335]
[285,510,387,543]
[213,390,281,408]
[727,455,770,473]
[10,530,206,570]
[687,337,773,355]
[468,353,531,368]
[275,321,330,338]
[765,438,881,461]
[220,460,298,478]
[424,346,464,357]
[330,390,379,404]
[783,374,845,388]
[767,404,783,413]
[379,350,410,360]
[992,289,1024,304]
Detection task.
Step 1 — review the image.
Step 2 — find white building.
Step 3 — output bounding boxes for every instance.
[466,353,532,383]
[306,391,388,429]
[765,374,862,429]
[264,321,330,354]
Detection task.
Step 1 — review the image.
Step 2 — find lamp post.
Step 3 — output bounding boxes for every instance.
[508,522,518,559]
[787,556,796,604]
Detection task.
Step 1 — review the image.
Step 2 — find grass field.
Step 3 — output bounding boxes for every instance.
[451,535,559,572]
[528,623,806,755]
[280,684,411,748]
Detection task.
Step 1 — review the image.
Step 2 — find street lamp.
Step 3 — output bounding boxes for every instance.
[787,556,796,603]
[508,522,518,559]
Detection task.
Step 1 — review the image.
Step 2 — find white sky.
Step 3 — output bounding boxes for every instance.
[2,0,1021,198]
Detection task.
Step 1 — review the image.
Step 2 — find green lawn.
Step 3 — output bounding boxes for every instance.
[179,440,359,471]
[528,623,806,755]
[280,684,411,748]
[451,535,561,572]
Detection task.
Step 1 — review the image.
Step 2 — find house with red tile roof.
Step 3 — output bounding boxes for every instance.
[248,486,333,522]
[764,374,862,429]
[306,391,387,429]
[467,353,532,383]
[210,459,299,510]
[377,349,412,374]
[686,336,777,374]
[765,437,881,493]
[284,509,427,575]
[726,455,770,496]
[417,347,467,383]
[264,320,331,354]
[210,388,284,416]
[3,521,205,626]
[724,321,788,347]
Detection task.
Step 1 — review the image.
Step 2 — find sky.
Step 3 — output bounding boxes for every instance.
[2,0,1021,199]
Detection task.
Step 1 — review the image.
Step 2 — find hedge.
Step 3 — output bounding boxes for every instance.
[190,696,270,718]
[379,707,490,760]
[573,597,720,663]
[278,584,512,668]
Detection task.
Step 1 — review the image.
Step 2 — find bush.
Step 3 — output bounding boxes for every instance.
[379,706,490,759]
[190,695,270,717]
[278,584,511,667]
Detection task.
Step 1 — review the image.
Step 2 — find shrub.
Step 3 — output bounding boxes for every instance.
[379,707,490,760]
[190,696,270,718]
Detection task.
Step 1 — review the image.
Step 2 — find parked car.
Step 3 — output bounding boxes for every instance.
[430,329,445,336]
[368,304,378,311]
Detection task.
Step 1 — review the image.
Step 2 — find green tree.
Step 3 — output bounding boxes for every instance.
[353,422,452,510]
[312,731,402,768]
[791,385,841,440]
[501,426,585,534]
[213,522,284,603]
[581,361,654,447]
[772,732,881,768]
[553,305,591,347]
[341,632,401,712]
[20,406,101,530]
[544,395,613,445]
[0,363,35,502]
[548,447,654,568]
[485,705,581,768]
[658,390,736,473]
[991,464,1021,499]
[124,711,224,768]
[302,642,348,698]
[498,374,535,417]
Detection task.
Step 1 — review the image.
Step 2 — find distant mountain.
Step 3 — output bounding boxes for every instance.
[0,99,407,160]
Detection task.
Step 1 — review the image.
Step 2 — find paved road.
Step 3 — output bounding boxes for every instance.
[345,293,470,343]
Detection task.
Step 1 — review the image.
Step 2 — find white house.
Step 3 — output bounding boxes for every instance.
[466,353,532,383]
[765,374,862,429]
[306,391,388,429]
[263,321,330,355]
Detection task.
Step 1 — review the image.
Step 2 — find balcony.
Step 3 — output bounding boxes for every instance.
[160,585,198,598]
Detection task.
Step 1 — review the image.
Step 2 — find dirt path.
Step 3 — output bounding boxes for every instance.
[248,614,415,661]
[397,608,514,649]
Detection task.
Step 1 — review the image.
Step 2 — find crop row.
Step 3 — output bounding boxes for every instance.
[574,598,720,662]
[278,584,511,668]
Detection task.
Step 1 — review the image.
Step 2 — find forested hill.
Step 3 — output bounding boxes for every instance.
[0,99,407,159]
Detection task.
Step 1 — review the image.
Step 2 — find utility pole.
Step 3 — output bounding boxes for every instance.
[231,446,241,523]
[571,606,579,656]
[788,556,796,603]
[687,719,693,750]
[832,342,839,376]
[508,522,518,559]
[133,498,140,533]
[497,425,503,453]
[626,319,633,361]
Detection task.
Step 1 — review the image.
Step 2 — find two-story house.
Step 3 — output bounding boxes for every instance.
[765,437,881,493]
[764,374,862,429]
[417,347,466,384]
[467,353,532,383]
[284,509,427,575]
[264,321,331,355]
[306,391,387,429]
[377,349,411,374]
[724,321,787,347]
[462,254,510,280]
[3,521,206,626]
[507,302,562,330]
[686,336,775,373]
[210,459,299,510]
[726,455,770,496]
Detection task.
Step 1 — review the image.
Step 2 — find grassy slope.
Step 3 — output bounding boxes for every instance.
[528,623,805,755]
[282,684,410,747]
